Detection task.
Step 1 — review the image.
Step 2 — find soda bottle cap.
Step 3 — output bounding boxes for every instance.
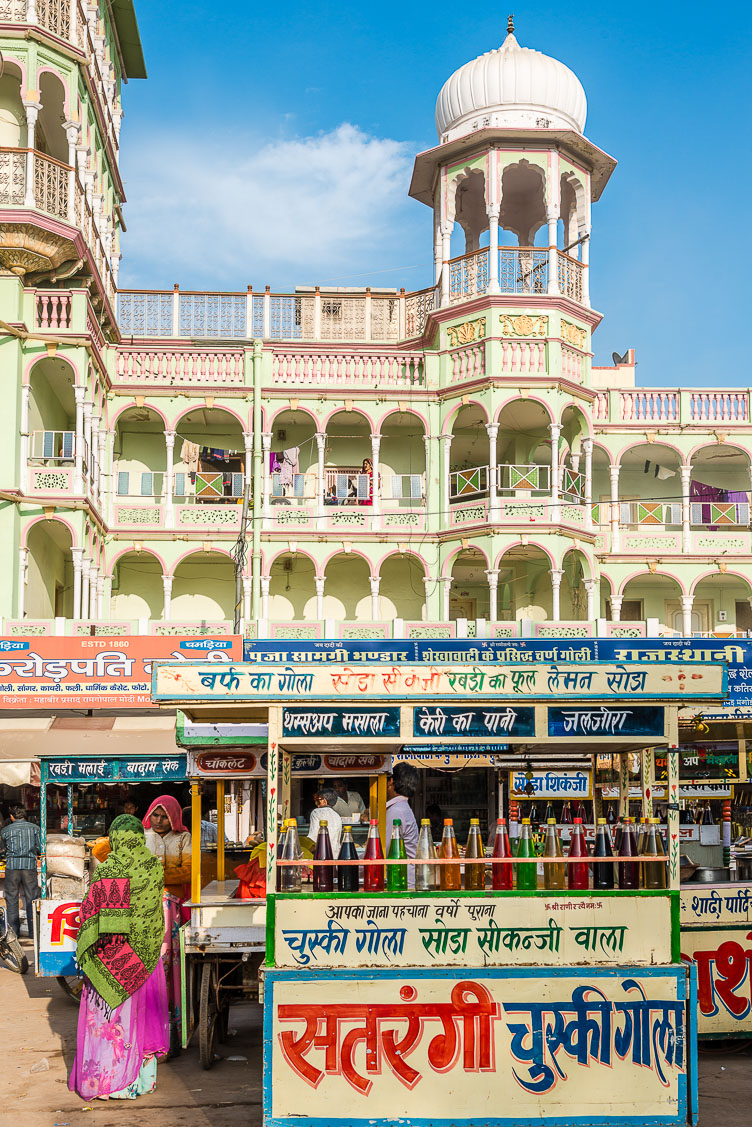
[521,818,530,825]
[343,824,352,832]
[597,817,606,825]
[624,817,633,823]
[394,818,402,826]
[370,819,378,826]
[444,818,453,826]
[421,818,430,825]
[497,817,506,825]
[470,818,480,825]
[321,819,328,827]
[574,817,583,823]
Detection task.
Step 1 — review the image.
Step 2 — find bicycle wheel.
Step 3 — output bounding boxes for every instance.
[0,934,29,975]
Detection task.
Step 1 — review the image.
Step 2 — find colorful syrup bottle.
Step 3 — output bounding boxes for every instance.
[440,819,461,890]
[386,818,408,892]
[280,819,303,893]
[337,823,360,892]
[606,803,617,825]
[515,818,538,891]
[592,817,614,890]
[464,818,485,890]
[543,818,565,890]
[560,801,573,825]
[702,802,715,826]
[313,819,334,892]
[363,818,385,892]
[276,820,289,891]
[544,802,555,823]
[528,803,538,827]
[575,801,587,822]
[415,818,439,891]
[618,817,640,889]
[567,817,590,890]
[492,817,513,890]
[643,817,667,889]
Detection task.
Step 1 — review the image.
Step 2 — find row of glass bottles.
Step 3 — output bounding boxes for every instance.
[277,813,668,893]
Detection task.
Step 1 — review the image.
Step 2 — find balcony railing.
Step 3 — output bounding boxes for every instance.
[30,429,76,463]
[115,470,245,503]
[447,247,585,306]
[451,463,576,503]
[497,463,551,495]
[690,501,750,528]
[593,389,752,425]
[619,501,682,527]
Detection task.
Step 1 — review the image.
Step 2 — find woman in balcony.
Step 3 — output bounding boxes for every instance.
[359,457,374,506]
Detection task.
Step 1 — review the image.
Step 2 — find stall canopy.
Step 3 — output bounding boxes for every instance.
[0,715,177,786]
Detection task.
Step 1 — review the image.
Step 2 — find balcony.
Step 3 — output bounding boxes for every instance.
[593,389,751,425]
[113,470,246,531]
[448,246,586,305]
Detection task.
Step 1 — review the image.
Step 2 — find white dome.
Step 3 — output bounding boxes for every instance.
[435,29,587,142]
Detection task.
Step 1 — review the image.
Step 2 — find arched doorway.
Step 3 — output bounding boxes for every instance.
[110,552,164,620]
[171,552,235,621]
[25,520,73,618]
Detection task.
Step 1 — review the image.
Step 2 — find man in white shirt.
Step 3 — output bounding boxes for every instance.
[385,764,420,888]
[332,779,367,820]
[308,788,343,857]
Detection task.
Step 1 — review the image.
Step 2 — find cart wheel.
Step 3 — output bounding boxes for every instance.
[199,961,219,1070]
[56,975,83,1003]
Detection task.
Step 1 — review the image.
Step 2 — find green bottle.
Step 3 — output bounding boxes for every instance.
[515,818,538,891]
[386,818,407,892]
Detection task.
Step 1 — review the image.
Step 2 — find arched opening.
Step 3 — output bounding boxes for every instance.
[0,62,26,149]
[171,552,235,621]
[37,71,68,164]
[268,409,317,507]
[449,404,489,503]
[592,445,612,529]
[175,408,245,506]
[617,444,682,529]
[111,551,164,619]
[599,574,614,619]
[560,549,590,620]
[692,574,752,636]
[620,573,683,633]
[496,399,553,497]
[27,357,76,466]
[380,412,426,509]
[379,554,427,621]
[113,407,166,502]
[689,445,751,531]
[560,172,586,253]
[323,553,371,620]
[451,168,487,255]
[449,547,490,621]
[499,160,547,247]
[497,545,553,621]
[25,520,73,618]
[268,553,317,621]
[560,405,590,503]
[324,410,373,506]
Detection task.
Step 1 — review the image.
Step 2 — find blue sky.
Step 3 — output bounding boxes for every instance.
[119,1,750,383]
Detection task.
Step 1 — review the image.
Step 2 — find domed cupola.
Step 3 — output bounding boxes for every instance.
[435,18,587,142]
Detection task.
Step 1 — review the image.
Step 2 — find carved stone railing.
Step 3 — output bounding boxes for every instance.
[271,349,424,388]
[115,346,246,386]
[591,388,752,425]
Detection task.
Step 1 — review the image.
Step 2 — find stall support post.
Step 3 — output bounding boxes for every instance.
[377,771,387,847]
[280,749,291,822]
[216,780,225,883]
[66,784,73,835]
[641,748,654,820]
[619,753,630,819]
[667,750,680,890]
[591,754,601,823]
[40,764,47,889]
[191,779,202,904]
[723,799,732,867]
[266,707,281,891]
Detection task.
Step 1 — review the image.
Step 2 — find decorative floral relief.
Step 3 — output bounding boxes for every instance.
[275,510,312,526]
[117,507,161,525]
[405,623,456,638]
[696,536,746,552]
[270,622,323,639]
[383,513,421,527]
[535,623,593,637]
[624,535,680,552]
[503,503,545,520]
[446,317,486,347]
[32,471,69,491]
[328,511,366,526]
[452,505,487,524]
[490,624,517,638]
[178,507,240,527]
[9,622,49,635]
[73,623,128,636]
[561,320,588,349]
[499,313,548,338]
[152,623,231,636]
[608,624,646,638]
[339,623,389,639]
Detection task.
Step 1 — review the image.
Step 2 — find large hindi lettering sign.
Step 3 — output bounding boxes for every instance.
[282,707,401,738]
[265,966,691,1125]
[45,755,186,784]
[547,705,665,738]
[681,926,752,1036]
[413,705,535,738]
[509,770,591,799]
[152,660,725,702]
[681,885,752,927]
[0,635,241,709]
[273,895,671,969]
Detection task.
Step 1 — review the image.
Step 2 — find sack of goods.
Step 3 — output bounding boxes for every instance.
[45,834,86,879]
[47,874,88,900]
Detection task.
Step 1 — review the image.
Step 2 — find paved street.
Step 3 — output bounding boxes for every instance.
[3,951,748,1127]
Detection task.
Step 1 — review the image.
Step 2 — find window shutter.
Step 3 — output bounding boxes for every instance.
[356,475,369,501]
[391,475,401,500]
[117,471,129,495]
[293,474,304,498]
[336,474,349,500]
[174,472,186,497]
[410,474,422,499]
[42,431,55,459]
[272,473,284,498]
[61,432,74,459]
[232,473,244,498]
[140,472,153,497]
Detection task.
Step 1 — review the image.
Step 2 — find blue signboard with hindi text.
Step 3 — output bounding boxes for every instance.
[547,706,665,738]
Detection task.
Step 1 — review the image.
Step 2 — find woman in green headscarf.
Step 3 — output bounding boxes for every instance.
[69,815,170,1100]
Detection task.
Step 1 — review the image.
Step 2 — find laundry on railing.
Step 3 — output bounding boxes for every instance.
[200,446,241,465]
[644,458,676,480]
[269,447,300,489]
[180,439,200,472]
[691,479,749,528]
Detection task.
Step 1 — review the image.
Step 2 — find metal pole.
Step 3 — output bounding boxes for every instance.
[191,779,202,904]
[233,480,251,633]
[216,780,225,883]
[40,763,48,890]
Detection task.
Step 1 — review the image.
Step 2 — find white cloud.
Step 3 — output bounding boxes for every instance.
[119,123,423,290]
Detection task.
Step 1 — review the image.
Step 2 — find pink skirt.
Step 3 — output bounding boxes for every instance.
[68,961,170,1100]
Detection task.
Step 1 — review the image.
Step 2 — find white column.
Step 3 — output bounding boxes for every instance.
[439,220,453,306]
[20,385,30,494]
[18,547,28,619]
[549,423,562,521]
[584,577,597,621]
[680,595,694,638]
[260,575,270,620]
[440,576,452,620]
[423,434,431,504]
[73,387,85,494]
[88,565,99,618]
[83,401,93,491]
[71,547,84,619]
[315,576,325,620]
[369,576,380,620]
[96,574,105,619]
[609,464,621,552]
[546,206,560,295]
[262,432,272,520]
[164,430,176,525]
[97,422,106,509]
[64,121,80,223]
[81,558,91,620]
[315,432,326,521]
[105,429,116,523]
[22,103,40,208]
[610,594,624,622]
[433,211,443,286]
[162,575,173,620]
[243,432,253,487]
[242,576,252,623]
[90,416,101,500]
[580,225,591,308]
[370,434,381,522]
[582,437,593,530]
[551,568,564,621]
[680,465,692,554]
[486,423,499,520]
[442,434,453,517]
[486,569,500,623]
[486,203,500,294]
[422,576,433,621]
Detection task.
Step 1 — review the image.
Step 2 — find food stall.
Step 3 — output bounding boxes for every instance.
[152,653,731,1127]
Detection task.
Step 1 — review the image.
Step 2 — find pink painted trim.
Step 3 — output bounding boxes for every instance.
[559,401,592,436]
[496,394,554,425]
[377,407,429,433]
[689,570,752,596]
[37,66,70,117]
[266,548,319,576]
[442,399,489,435]
[25,353,79,386]
[321,547,373,572]
[173,402,249,430]
[375,549,429,574]
[268,405,319,431]
[0,55,27,85]
[321,405,375,430]
[619,570,686,596]
[615,438,685,466]
[169,546,236,574]
[442,542,491,576]
[686,439,752,465]
[22,514,77,548]
[108,546,168,576]
[495,541,556,569]
[111,400,170,428]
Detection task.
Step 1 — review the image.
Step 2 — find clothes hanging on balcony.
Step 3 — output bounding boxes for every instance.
[200,446,237,465]
[180,440,200,472]
[643,459,676,480]
[277,447,299,489]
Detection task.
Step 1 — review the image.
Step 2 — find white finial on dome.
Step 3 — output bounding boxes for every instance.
[435,23,587,142]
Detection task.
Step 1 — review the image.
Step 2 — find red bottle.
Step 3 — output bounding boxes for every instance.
[492,817,513,890]
[618,817,640,890]
[567,817,589,890]
[363,818,385,892]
